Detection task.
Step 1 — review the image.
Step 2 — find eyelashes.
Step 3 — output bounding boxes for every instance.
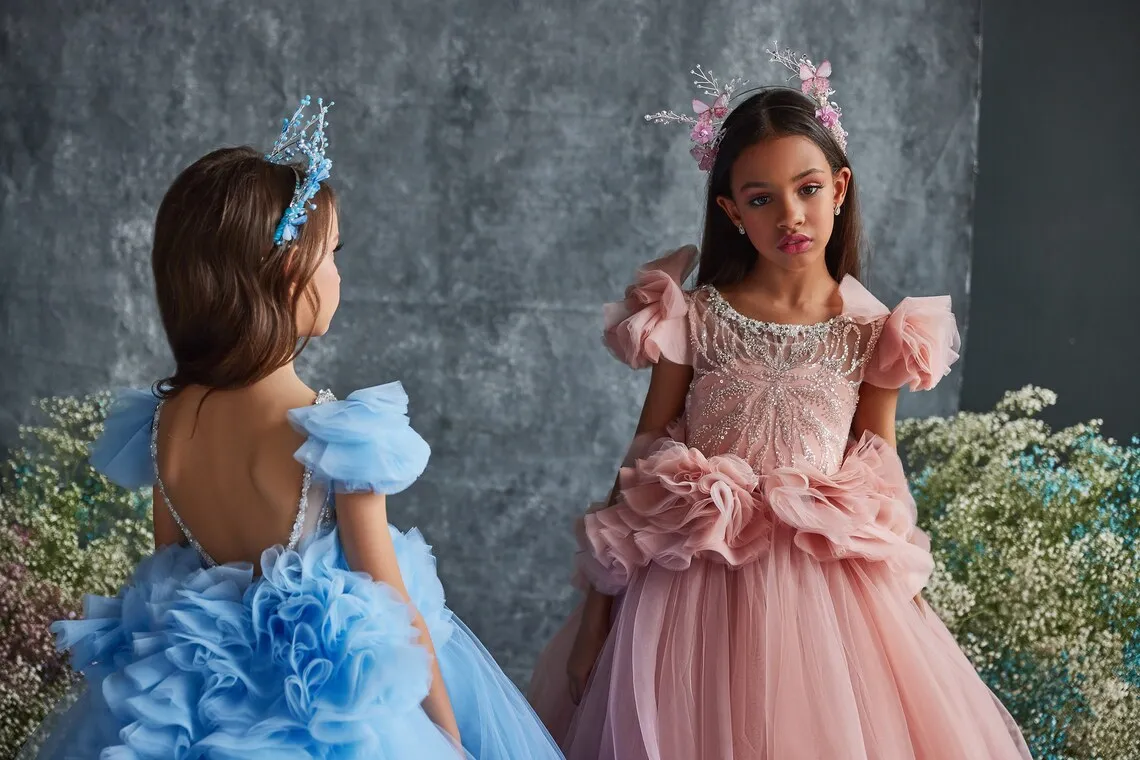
[747,184,825,207]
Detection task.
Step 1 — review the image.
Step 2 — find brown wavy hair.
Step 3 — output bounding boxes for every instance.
[697,88,863,287]
[151,146,337,397]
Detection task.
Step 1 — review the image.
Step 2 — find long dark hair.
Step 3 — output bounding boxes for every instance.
[151,146,338,398]
[697,88,863,287]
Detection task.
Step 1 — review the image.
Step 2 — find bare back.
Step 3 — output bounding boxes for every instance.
[152,385,330,566]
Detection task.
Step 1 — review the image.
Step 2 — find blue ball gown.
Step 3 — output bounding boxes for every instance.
[24,382,563,760]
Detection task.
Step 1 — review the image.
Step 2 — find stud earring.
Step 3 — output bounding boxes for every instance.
[737,223,746,235]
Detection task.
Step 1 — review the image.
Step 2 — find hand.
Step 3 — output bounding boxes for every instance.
[914,593,928,619]
[567,613,609,705]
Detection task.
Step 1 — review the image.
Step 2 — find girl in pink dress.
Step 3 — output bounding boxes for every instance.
[528,50,1032,759]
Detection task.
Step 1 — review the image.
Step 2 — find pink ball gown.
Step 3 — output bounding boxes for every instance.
[528,246,1031,760]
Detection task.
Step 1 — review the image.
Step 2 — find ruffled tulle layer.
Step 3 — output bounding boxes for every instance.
[530,435,1030,760]
[33,527,561,759]
[578,433,933,599]
[288,382,432,495]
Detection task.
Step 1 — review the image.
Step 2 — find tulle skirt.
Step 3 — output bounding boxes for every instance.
[529,435,1031,760]
[23,526,562,760]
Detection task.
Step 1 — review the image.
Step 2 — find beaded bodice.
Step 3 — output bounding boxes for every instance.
[685,286,883,475]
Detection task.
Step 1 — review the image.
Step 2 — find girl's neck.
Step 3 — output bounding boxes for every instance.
[177,361,316,410]
[740,257,837,309]
[244,362,317,405]
[252,362,304,393]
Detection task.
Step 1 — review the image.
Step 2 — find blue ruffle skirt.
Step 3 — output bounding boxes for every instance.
[28,527,561,759]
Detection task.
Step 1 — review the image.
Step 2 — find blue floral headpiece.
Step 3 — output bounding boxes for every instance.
[265,95,334,245]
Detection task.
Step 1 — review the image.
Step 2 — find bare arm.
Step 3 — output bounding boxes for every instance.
[637,358,695,440]
[851,383,927,612]
[567,358,694,703]
[599,357,694,502]
[587,358,693,612]
[337,491,460,744]
[851,382,899,446]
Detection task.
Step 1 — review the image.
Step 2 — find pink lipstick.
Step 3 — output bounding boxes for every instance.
[777,233,813,255]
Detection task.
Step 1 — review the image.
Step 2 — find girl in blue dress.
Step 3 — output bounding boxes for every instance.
[25,97,563,760]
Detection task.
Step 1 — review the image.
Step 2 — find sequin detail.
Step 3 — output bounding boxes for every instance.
[150,400,216,568]
[688,286,883,474]
[289,388,337,547]
[705,285,844,340]
[150,388,337,567]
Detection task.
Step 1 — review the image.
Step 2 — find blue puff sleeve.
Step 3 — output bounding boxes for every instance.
[89,389,160,489]
[287,382,431,494]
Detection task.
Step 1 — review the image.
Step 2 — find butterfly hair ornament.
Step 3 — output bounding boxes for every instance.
[644,44,848,171]
[265,95,334,245]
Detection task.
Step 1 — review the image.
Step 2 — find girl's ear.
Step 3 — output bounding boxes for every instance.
[832,166,851,209]
[716,195,742,227]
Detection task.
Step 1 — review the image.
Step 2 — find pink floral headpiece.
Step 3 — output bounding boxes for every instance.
[643,65,747,171]
[767,46,848,151]
[644,45,849,172]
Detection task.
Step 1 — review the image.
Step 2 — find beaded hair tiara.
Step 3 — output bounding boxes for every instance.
[264,95,334,245]
[644,45,848,171]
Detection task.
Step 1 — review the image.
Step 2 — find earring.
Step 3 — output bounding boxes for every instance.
[834,205,842,216]
[737,223,746,235]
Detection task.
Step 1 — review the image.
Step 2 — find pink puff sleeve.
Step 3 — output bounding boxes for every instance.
[602,245,697,369]
[865,296,962,391]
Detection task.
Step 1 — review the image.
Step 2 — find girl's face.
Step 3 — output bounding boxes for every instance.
[716,135,850,275]
[296,208,342,337]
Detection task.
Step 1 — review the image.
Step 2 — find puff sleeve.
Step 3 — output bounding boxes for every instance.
[89,388,161,489]
[864,297,962,391]
[602,245,697,369]
[288,382,431,494]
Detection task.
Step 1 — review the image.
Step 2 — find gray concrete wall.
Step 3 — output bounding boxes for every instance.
[0,0,981,682]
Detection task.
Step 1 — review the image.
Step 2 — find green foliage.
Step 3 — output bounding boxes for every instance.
[0,394,151,759]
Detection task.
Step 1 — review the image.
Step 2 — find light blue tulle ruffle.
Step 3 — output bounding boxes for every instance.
[47,528,455,758]
[52,381,561,757]
[392,529,565,758]
[88,389,161,490]
[288,382,432,495]
[39,526,562,759]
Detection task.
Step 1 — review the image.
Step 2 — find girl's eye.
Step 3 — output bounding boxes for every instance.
[748,196,770,207]
[801,184,823,196]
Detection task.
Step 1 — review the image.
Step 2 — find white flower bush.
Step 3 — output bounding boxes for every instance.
[0,394,151,759]
[902,386,1140,759]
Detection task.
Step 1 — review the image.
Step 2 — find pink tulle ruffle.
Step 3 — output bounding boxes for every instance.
[764,433,933,598]
[602,246,697,369]
[579,434,931,598]
[865,295,961,391]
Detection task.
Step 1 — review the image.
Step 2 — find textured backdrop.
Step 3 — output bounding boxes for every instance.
[0,0,981,683]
